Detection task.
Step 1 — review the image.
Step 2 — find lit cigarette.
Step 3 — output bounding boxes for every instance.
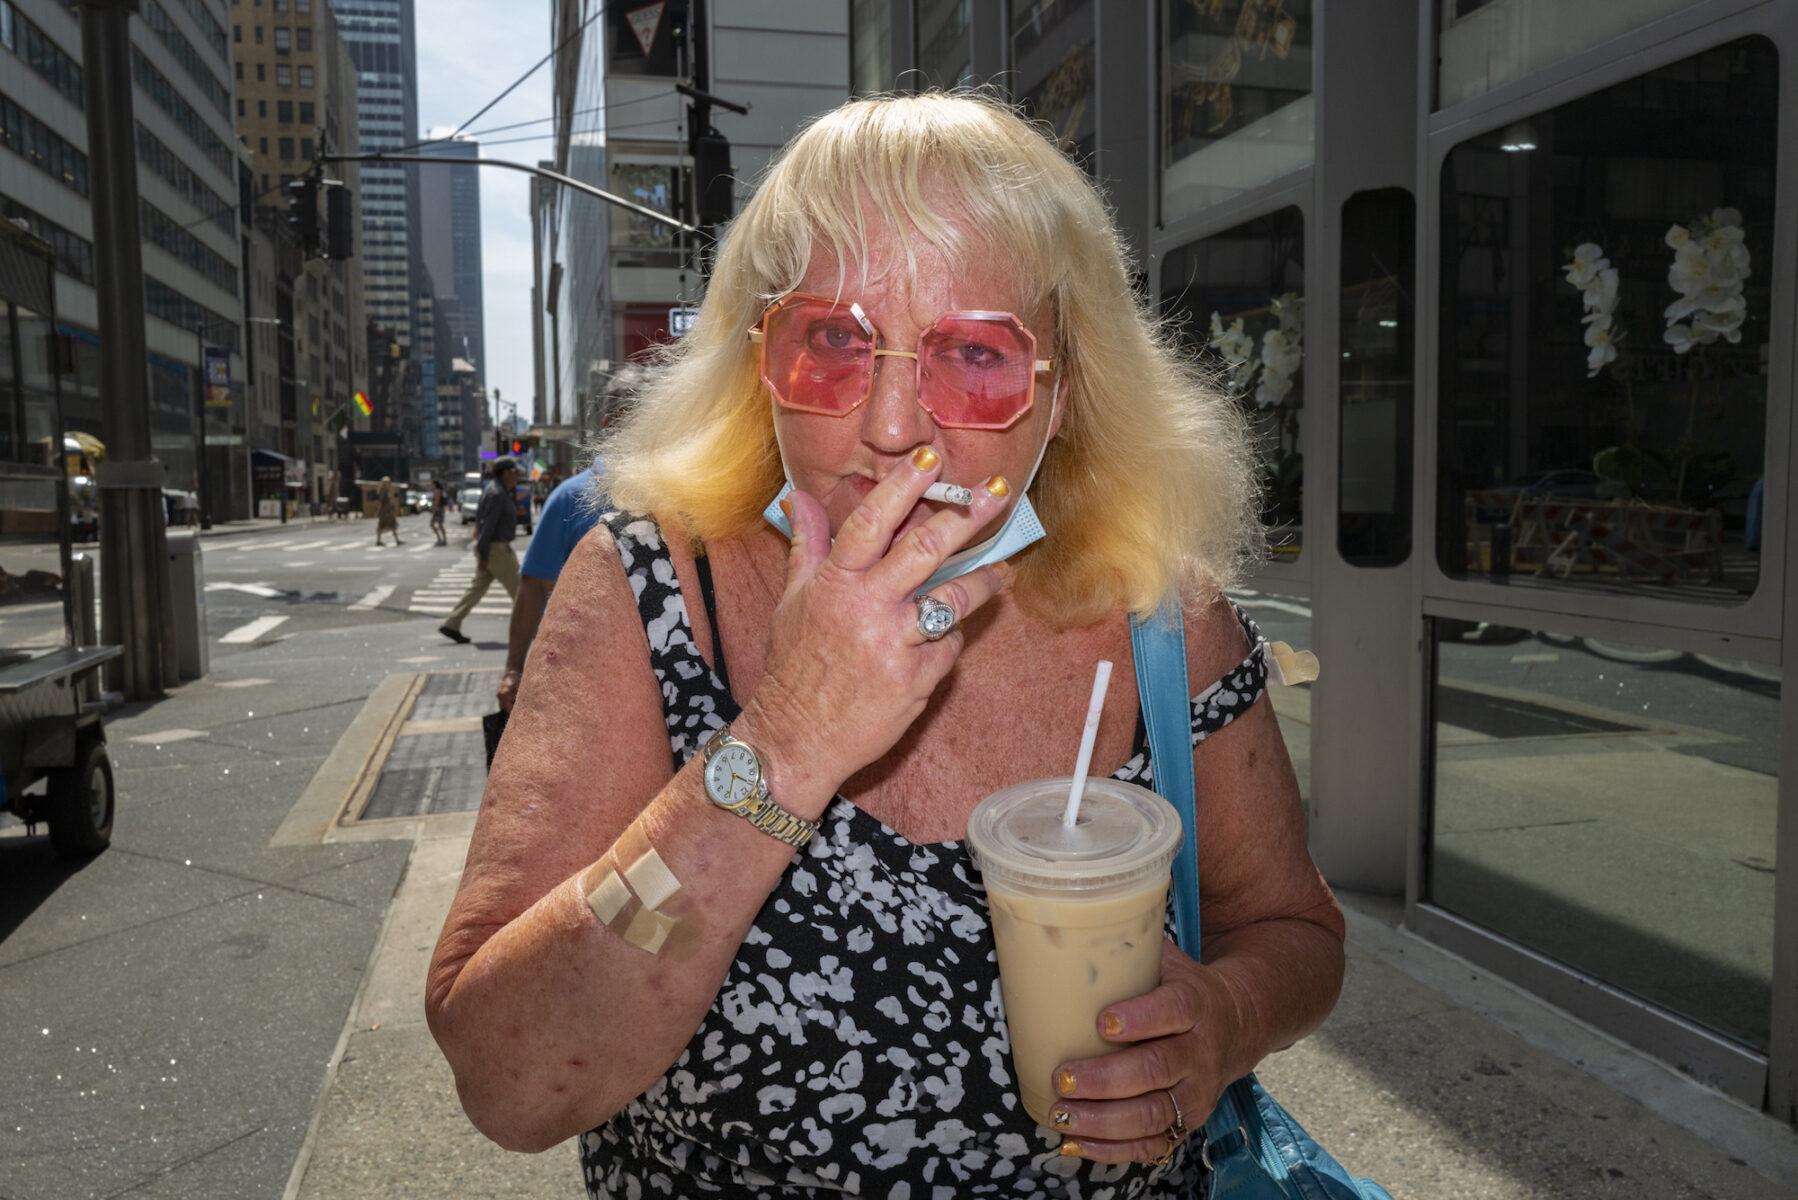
[924,482,974,506]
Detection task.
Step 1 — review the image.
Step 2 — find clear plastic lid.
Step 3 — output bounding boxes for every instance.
[966,778,1183,893]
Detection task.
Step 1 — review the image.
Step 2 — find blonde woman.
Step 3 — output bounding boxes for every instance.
[374,476,402,546]
[428,93,1343,1198]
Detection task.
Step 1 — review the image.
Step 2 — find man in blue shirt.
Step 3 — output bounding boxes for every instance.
[497,465,605,711]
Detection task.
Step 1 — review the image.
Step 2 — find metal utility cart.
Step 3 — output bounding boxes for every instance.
[0,220,121,855]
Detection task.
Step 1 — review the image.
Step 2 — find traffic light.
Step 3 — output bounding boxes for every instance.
[509,438,525,456]
[691,130,732,229]
[324,184,354,259]
[285,175,319,253]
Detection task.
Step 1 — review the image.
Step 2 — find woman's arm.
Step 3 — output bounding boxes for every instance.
[1044,596,1344,1163]
[426,456,1016,1151]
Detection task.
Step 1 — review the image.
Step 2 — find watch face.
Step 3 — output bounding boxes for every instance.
[705,741,761,808]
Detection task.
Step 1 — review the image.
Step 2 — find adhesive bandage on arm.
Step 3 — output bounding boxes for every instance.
[582,842,690,957]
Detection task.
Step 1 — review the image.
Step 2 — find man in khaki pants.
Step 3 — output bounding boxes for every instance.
[440,458,521,644]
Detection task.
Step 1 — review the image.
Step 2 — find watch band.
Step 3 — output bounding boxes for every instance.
[701,728,820,849]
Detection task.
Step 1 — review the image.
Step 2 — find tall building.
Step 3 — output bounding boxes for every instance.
[418,134,485,389]
[535,0,849,484]
[232,0,368,507]
[846,0,1798,1123]
[328,0,421,352]
[0,0,245,513]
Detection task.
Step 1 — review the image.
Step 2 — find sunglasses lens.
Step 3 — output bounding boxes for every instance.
[918,316,1038,430]
[762,298,872,415]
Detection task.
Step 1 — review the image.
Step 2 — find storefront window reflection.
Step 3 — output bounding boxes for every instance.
[1161,0,1312,224]
[1438,0,1703,109]
[1437,37,1777,604]
[1011,0,1093,169]
[1161,205,1305,557]
[851,0,894,95]
[916,0,972,90]
[1429,619,1778,1051]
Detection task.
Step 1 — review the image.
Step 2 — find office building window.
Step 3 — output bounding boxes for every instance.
[297,65,311,88]
[1436,36,1776,603]
[256,62,264,81]
[237,98,244,116]
[1160,205,1307,556]
[277,99,292,123]
[851,0,891,95]
[276,63,290,87]
[274,26,289,52]
[0,90,91,195]
[278,137,292,160]
[233,23,240,41]
[235,60,242,79]
[258,99,266,116]
[916,0,971,90]
[1161,0,1313,224]
[298,101,313,125]
[258,136,267,153]
[273,0,286,10]
[254,24,262,42]
[297,27,310,52]
[297,0,308,10]
[299,137,312,162]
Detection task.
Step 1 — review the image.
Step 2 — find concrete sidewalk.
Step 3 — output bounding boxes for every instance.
[279,673,1798,1199]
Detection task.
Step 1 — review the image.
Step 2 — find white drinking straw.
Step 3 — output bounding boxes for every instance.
[1062,659,1114,827]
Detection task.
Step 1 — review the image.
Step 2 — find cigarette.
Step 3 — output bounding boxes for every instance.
[924,482,974,506]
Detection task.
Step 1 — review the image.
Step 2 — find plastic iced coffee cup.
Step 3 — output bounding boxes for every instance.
[966,777,1183,1129]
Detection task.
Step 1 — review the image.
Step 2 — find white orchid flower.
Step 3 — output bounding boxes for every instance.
[1692,308,1745,340]
[1586,339,1617,377]
[1582,314,1613,343]
[1566,243,1609,288]
[1581,267,1619,313]
[1254,370,1292,409]
[1664,224,1691,251]
[1664,323,1700,354]
[1712,206,1743,228]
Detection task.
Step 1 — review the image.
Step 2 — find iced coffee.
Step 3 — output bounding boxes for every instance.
[966,778,1182,1129]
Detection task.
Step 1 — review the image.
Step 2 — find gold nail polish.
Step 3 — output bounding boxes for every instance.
[911,446,939,471]
[1056,1068,1076,1095]
[992,560,1015,587]
[985,475,1010,498]
[1103,1012,1123,1037]
[1050,1107,1072,1130]
[778,498,793,519]
[1058,1140,1084,1158]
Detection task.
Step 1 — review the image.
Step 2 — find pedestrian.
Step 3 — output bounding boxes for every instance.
[439,459,521,644]
[429,479,448,546]
[374,476,402,546]
[495,463,605,712]
[429,93,1342,1196]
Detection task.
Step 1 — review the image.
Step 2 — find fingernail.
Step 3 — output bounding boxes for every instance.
[1050,1107,1072,1130]
[911,446,939,471]
[993,560,1015,587]
[778,498,793,519]
[985,475,1010,498]
[1102,1012,1123,1037]
[1056,1068,1076,1095]
[1058,1140,1084,1158]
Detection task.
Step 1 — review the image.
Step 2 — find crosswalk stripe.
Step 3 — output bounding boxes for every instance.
[220,614,289,643]
[350,584,395,611]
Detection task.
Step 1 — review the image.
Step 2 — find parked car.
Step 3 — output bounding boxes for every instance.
[405,489,426,514]
[458,485,483,524]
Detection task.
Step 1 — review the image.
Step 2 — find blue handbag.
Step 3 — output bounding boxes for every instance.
[1130,603,1394,1200]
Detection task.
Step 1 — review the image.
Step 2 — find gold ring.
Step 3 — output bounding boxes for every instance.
[1150,1088,1187,1166]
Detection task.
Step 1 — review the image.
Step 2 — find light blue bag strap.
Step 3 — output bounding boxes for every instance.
[1129,599,1200,954]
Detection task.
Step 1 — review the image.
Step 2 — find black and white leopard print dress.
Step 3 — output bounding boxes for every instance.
[580,512,1270,1200]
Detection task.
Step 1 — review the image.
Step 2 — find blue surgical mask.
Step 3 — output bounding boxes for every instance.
[762,382,1057,595]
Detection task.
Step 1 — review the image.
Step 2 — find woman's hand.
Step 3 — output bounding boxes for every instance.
[1040,939,1249,1165]
[736,447,1014,805]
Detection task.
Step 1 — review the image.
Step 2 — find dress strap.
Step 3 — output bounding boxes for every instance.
[693,551,732,699]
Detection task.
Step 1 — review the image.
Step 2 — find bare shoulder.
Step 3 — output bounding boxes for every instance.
[1182,590,1254,699]
[458,521,676,915]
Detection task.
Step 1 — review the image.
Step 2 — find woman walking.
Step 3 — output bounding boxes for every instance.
[429,479,448,546]
[375,476,402,546]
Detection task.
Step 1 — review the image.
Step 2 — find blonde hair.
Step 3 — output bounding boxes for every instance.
[600,92,1261,626]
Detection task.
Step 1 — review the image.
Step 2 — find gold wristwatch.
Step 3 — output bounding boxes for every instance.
[700,727,819,848]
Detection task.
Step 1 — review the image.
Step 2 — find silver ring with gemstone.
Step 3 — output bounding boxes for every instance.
[1151,1089,1188,1167]
[915,594,957,642]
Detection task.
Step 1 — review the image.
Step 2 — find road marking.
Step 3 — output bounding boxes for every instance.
[350,585,394,611]
[396,655,443,664]
[127,728,208,744]
[283,560,315,568]
[284,539,331,551]
[216,677,274,688]
[205,582,283,598]
[220,614,290,643]
[1509,653,1560,664]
